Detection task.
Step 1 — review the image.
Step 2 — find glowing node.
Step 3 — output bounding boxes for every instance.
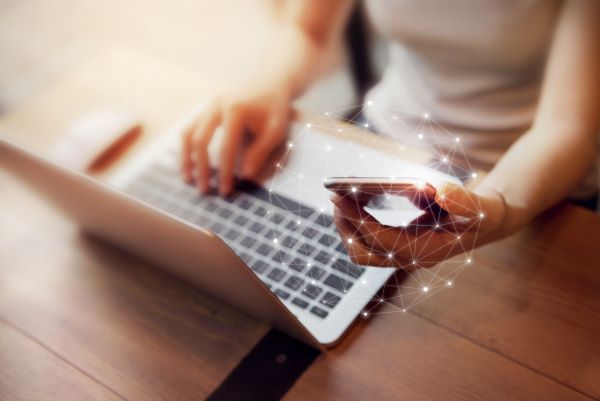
[288,142,293,148]
[456,235,461,240]
[471,172,477,178]
[337,128,342,133]
[364,123,369,128]
[467,258,472,264]
[362,280,367,285]
[367,100,373,106]
[306,123,311,128]
[326,145,332,151]
[435,224,440,229]
[351,187,357,193]
[347,238,353,244]
[319,208,325,212]
[423,286,429,293]
[325,112,329,116]
[455,137,460,142]
[273,238,278,244]
[447,281,453,287]
[311,280,316,284]
[360,220,364,225]
[379,299,384,303]
[388,253,394,259]
[418,133,424,139]
[442,157,448,163]
[402,309,406,312]
[412,260,416,265]
[424,112,429,119]
[297,220,301,225]
[363,312,368,317]
[479,212,485,219]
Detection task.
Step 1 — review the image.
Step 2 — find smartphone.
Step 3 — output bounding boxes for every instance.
[324,177,446,227]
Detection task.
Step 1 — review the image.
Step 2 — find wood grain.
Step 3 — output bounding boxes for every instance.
[0,171,268,401]
[284,311,594,401]
[0,319,123,401]
[405,205,600,398]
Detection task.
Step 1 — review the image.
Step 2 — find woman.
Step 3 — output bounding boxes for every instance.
[180,0,599,269]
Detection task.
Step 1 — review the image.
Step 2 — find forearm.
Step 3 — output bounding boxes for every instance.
[252,0,353,99]
[477,127,597,237]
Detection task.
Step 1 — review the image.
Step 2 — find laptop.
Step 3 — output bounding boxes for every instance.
[0,108,457,348]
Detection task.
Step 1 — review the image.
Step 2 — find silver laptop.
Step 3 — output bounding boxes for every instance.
[0,110,456,348]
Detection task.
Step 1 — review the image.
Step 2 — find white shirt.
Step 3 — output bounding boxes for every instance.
[363,0,597,196]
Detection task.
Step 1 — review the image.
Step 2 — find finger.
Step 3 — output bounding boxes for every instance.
[241,112,288,179]
[435,182,483,218]
[191,107,222,193]
[181,127,195,182]
[219,105,246,195]
[334,210,393,268]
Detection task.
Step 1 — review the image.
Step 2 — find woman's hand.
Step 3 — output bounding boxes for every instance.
[181,86,294,195]
[332,182,507,269]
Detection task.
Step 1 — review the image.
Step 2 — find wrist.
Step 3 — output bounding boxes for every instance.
[476,187,527,241]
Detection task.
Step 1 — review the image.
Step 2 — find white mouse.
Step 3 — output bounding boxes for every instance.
[50,108,142,173]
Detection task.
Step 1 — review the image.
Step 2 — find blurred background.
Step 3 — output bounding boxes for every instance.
[0,0,390,117]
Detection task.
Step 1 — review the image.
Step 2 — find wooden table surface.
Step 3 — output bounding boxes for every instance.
[1,44,599,401]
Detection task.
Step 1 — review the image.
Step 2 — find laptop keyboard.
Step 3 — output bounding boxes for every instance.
[123,151,365,320]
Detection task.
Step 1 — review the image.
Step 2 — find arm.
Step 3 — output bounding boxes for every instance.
[182,0,354,195]
[479,0,600,238]
[332,0,600,269]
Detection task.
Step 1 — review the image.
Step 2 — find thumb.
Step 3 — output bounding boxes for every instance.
[435,182,505,231]
[435,182,485,218]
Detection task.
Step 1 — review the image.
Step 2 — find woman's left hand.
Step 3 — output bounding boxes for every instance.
[331,182,507,269]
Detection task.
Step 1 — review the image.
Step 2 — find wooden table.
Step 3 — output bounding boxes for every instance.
[1,47,599,401]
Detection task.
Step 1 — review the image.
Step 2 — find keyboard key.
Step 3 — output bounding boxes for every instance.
[314,250,332,265]
[289,258,305,272]
[297,244,316,256]
[306,265,325,280]
[234,215,249,226]
[314,214,334,228]
[310,306,329,318]
[272,250,288,263]
[256,243,273,256]
[241,236,256,248]
[268,267,286,282]
[224,229,240,241]
[320,292,341,308]
[318,233,337,247]
[249,222,264,233]
[301,227,319,239]
[238,199,252,209]
[324,274,353,292]
[332,259,365,279]
[239,252,252,263]
[275,288,290,300]
[250,260,269,274]
[292,297,309,309]
[254,206,267,217]
[281,236,298,248]
[286,220,299,231]
[210,222,225,233]
[266,229,282,240]
[206,201,218,212]
[218,208,233,218]
[284,275,305,291]
[272,214,285,224]
[302,284,323,299]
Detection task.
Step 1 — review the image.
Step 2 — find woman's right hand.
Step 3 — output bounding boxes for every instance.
[181,85,294,195]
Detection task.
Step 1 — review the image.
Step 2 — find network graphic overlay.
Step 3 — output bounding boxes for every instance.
[265,103,483,315]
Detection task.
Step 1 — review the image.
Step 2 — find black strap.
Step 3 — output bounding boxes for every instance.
[206,329,321,401]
